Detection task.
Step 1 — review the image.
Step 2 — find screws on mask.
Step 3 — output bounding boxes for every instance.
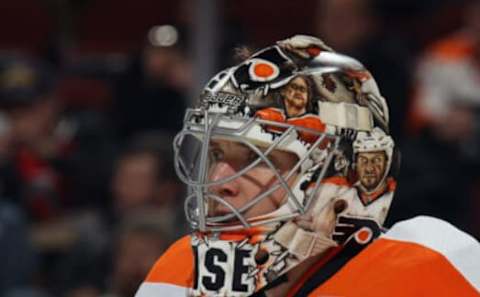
[255,248,269,265]
[334,199,347,214]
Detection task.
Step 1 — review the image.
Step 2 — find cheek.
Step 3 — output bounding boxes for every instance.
[270,185,289,206]
[256,167,284,183]
[259,168,295,199]
[356,165,365,175]
[242,168,286,200]
[242,168,276,191]
[374,164,385,175]
[243,169,288,216]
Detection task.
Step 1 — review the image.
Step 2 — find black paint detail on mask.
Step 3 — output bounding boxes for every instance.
[233,46,294,91]
[202,248,227,291]
[332,216,381,245]
[233,249,250,292]
[193,245,199,290]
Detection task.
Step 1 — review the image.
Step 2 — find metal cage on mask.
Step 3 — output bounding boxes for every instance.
[173,108,341,232]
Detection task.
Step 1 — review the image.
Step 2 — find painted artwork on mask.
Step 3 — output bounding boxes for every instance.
[172,35,401,297]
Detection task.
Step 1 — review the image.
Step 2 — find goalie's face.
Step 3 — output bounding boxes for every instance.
[174,109,340,231]
[207,139,299,219]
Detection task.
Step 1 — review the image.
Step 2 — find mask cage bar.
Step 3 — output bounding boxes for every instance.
[183,192,251,228]
[174,115,290,188]
[176,123,299,228]
[205,131,330,224]
[176,124,302,229]
[304,136,341,211]
[195,109,220,230]
[174,109,341,231]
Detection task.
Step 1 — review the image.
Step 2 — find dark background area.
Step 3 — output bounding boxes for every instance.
[0,0,479,296]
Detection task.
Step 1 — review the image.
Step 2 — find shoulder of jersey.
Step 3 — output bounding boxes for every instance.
[310,216,480,297]
[135,235,194,297]
[426,33,475,60]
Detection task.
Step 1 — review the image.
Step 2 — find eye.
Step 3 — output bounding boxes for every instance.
[358,157,368,165]
[209,149,224,162]
[294,85,307,93]
[373,156,383,165]
[288,83,307,93]
[244,146,268,168]
[247,150,258,163]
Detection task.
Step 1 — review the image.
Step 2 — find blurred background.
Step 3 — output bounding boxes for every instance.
[0,0,479,296]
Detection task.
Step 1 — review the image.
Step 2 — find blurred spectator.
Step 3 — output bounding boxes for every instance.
[111,132,185,223]
[0,57,120,296]
[393,0,480,237]
[0,55,117,213]
[315,0,411,141]
[112,36,189,141]
[100,215,173,297]
[51,212,109,297]
[56,132,185,297]
[59,110,117,211]
[410,0,480,155]
[61,212,174,297]
[0,200,38,295]
[0,112,12,160]
[0,112,15,197]
[0,57,66,221]
[316,0,378,54]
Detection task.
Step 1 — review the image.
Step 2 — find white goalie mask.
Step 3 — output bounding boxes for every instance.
[173,35,398,296]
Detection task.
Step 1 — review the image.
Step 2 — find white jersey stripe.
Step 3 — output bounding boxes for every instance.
[382,216,480,291]
[135,282,188,297]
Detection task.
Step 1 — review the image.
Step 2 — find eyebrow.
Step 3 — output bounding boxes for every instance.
[209,141,254,153]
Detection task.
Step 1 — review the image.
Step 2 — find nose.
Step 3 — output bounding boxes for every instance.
[294,90,306,99]
[209,162,240,197]
[364,163,375,173]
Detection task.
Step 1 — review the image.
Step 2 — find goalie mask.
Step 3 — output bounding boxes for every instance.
[173,35,398,296]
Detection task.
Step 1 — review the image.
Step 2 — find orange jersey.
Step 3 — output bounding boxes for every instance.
[409,33,480,133]
[135,216,480,296]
